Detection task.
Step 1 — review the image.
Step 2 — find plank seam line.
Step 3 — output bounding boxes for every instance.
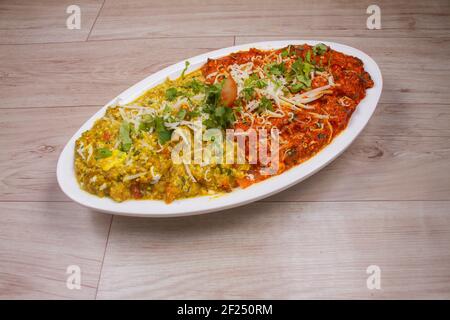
[0,35,449,46]
[95,214,113,300]
[86,0,107,41]
[84,34,450,43]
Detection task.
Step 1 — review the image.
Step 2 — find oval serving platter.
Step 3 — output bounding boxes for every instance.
[57,40,382,217]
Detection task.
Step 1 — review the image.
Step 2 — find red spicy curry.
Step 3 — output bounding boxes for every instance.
[201,44,374,188]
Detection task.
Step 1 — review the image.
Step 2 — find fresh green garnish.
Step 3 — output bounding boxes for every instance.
[281,45,296,58]
[241,87,255,102]
[288,58,314,92]
[241,74,267,101]
[186,79,205,94]
[313,43,328,55]
[181,60,190,78]
[119,121,132,152]
[305,50,311,63]
[95,147,112,159]
[202,81,235,128]
[254,78,268,89]
[165,87,179,101]
[139,114,155,131]
[203,105,235,129]
[139,113,174,143]
[176,108,187,120]
[187,110,201,118]
[265,62,286,76]
[204,82,223,106]
[154,117,172,144]
[258,96,274,113]
[290,82,305,93]
[194,81,236,129]
[303,61,313,75]
[293,74,312,92]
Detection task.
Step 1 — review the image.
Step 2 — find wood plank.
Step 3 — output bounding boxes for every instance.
[0,106,95,202]
[0,202,111,299]
[1,0,449,301]
[1,37,448,110]
[263,134,450,202]
[1,105,449,202]
[0,37,234,109]
[235,36,450,105]
[89,0,450,40]
[0,0,104,44]
[96,201,450,299]
[364,103,450,137]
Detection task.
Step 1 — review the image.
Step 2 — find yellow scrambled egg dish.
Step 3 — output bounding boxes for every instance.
[74,70,249,203]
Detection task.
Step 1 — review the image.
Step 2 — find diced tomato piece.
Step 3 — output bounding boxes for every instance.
[103,131,111,142]
[130,183,142,199]
[220,77,238,107]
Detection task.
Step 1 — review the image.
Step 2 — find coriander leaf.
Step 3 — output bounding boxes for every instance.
[158,130,171,144]
[139,114,155,131]
[187,110,201,118]
[291,58,302,73]
[265,62,286,76]
[165,87,178,101]
[289,58,313,91]
[177,108,187,120]
[215,106,226,117]
[205,82,223,106]
[186,79,205,94]
[290,82,306,93]
[95,148,112,159]
[202,105,235,129]
[281,49,289,58]
[254,78,267,88]
[302,62,313,75]
[281,45,296,58]
[241,74,267,101]
[181,60,190,78]
[305,50,311,63]
[154,116,172,144]
[297,74,312,87]
[241,87,255,102]
[119,121,132,152]
[313,43,328,55]
[258,96,274,113]
[200,81,235,129]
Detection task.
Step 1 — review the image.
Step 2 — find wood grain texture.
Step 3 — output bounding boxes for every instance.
[263,135,450,202]
[89,0,450,40]
[1,37,448,110]
[0,202,111,299]
[96,201,450,299]
[0,0,449,300]
[0,37,234,109]
[1,105,449,202]
[0,106,96,202]
[0,0,104,44]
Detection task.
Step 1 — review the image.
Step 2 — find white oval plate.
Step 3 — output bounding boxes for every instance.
[57,40,382,217]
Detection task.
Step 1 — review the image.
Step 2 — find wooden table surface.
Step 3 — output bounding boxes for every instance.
[1,0,449,299]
